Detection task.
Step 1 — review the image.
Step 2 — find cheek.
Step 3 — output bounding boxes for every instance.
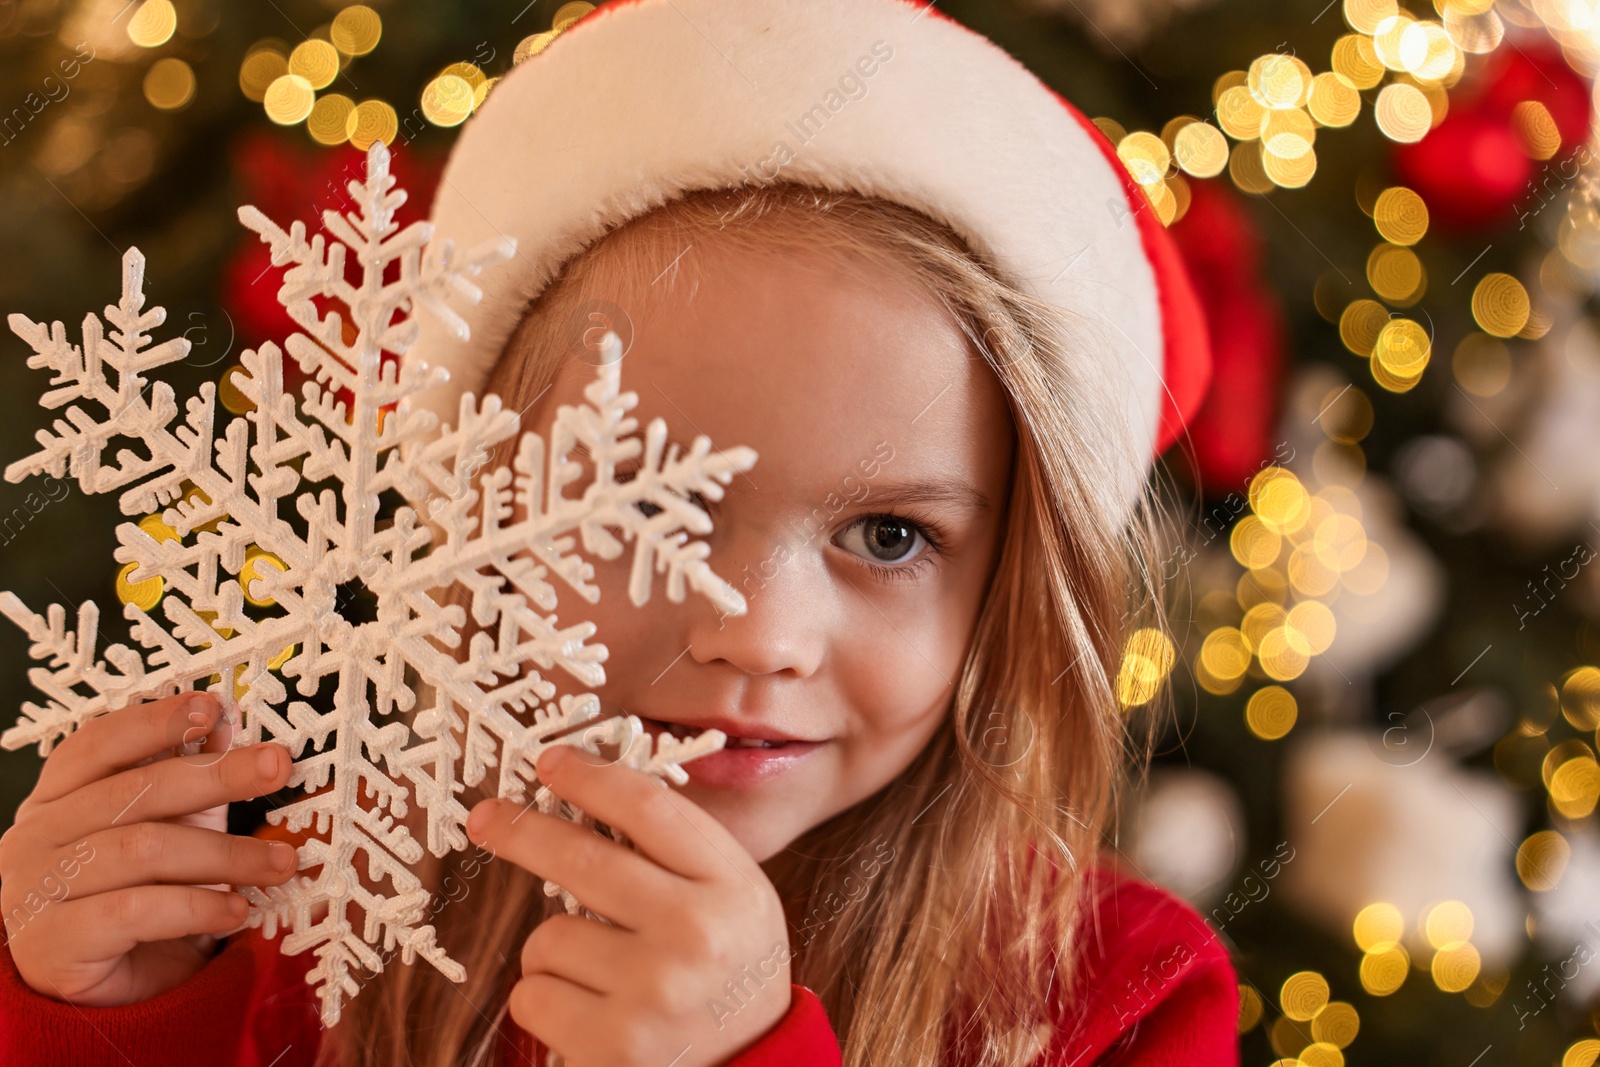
[820,653,951,818]
[822,570,995,792]
[853,658,939,737]
[572,564,657,679]
[836,606,962,743]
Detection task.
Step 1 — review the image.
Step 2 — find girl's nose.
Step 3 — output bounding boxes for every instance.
[683,524,824,680]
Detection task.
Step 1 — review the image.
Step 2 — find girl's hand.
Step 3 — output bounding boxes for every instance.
[0,692,296,1006]
[466,745,794,1067]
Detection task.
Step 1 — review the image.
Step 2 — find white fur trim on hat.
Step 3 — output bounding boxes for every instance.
[409,0,1180,508]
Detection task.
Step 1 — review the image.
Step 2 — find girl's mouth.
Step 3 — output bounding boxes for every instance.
[642,717,793,749]
[638,717,823,788]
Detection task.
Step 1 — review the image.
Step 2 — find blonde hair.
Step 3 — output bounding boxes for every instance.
[325,182,1175,1067]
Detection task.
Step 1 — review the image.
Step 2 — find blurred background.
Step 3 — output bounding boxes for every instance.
[0,0,1598,1062]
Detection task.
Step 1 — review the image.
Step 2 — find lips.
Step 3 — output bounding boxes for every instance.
[635,716,824,788]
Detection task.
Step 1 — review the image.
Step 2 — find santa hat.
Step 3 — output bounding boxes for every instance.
[410,0,1212,507]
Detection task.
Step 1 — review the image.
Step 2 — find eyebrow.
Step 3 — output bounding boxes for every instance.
[597,449,990,513]
[856,481,992,514]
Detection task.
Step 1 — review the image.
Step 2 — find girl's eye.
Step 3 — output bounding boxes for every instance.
[615,465,710,518]
[834,513,946,583]
[635,491,709,519]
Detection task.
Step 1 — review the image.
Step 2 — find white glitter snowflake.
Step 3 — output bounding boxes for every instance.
[0,141,757,1027]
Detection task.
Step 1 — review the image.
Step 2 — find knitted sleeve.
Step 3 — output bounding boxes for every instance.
[0,927,260,1066]
[1045,869,1241,1067]
[717,983,843,1067]
[0,916,333,1067]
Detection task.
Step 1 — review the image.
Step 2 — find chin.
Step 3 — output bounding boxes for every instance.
[688,792,799,864]
[739,836,785,864]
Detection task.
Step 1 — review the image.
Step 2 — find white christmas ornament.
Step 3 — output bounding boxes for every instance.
[1278,732,1525,969]
[0,141,757,1027]
[1126,767,1246,910]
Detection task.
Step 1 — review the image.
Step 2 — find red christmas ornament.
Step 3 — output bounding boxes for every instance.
[1480,40,1590,146]
[220,130,445,413]
[1391,113,1532,231]
[1391,37,1589,232]
[1167,178,1287,493]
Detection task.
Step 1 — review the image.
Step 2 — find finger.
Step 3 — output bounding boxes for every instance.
[39,886,247,961]
[520,913,633,996]
[534,744,746,882]
[29,693,222,807]
[466,798,679,932]
[507,973,609,1060]
[32,742,291,847]
[175,710,240,837]
[64,824,297,899]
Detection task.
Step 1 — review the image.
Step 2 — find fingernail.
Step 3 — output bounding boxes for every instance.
[229,893,249,919]
[185,693,217,727]
[267,841,295,872]
[256,744,282,779]
[536,745,568,777]
[467,800,496,837]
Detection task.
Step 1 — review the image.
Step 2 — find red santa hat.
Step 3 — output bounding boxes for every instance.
[409,0,1212,508]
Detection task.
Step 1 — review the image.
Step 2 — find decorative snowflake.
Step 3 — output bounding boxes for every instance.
[0,140,758,1027]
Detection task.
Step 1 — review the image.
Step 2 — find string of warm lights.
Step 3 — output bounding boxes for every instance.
[1111,0,1517,744]
[1475,86,1600,1062]
[1476,111,1600,998]
[240,5,394,147]
[1095,0,1600,1056]
[233,2,596,148]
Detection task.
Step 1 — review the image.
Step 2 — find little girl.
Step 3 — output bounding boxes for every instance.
[0,0,1236,1064]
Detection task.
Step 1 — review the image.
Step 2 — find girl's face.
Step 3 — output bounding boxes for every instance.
[519,235,1015,863]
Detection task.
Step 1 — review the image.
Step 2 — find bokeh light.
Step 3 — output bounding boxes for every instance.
[127,0,176,48]
[142,57,194,111]
[330,5,382,56]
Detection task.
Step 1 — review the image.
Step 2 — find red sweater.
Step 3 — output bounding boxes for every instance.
[0,866,1238,1066]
